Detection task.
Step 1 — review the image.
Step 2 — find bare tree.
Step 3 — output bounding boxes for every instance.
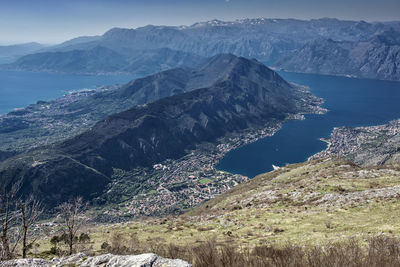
[58,197,87,255]
[0,182,21,260]
[18,196,42,258]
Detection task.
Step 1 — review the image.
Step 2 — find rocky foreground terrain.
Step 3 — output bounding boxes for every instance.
[22,157,400,265]
[1,253,191,267]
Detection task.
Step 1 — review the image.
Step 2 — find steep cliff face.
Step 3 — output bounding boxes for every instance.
[0,54,321,207]
[275,30,400,81]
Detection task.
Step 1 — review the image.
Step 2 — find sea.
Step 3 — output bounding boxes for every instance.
[1,70,400,178]
[217,72,400,177]
[0,70,133,115]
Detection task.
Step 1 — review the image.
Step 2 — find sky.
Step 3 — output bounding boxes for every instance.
[0,0,399,45]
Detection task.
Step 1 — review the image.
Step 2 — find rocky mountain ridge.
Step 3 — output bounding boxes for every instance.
[2,18,398,78]
[0,54,264,154]
[57,18,393,61]
[274,29,400,81]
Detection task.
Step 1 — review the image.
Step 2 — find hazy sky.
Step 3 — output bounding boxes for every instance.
[0,0,399,45]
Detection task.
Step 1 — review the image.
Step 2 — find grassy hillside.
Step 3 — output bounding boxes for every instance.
[34,158,400,257]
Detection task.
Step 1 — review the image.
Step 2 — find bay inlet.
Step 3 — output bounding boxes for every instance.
[217,72,400,177]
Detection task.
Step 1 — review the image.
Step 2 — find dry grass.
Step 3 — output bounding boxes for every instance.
[31,159,400,254]
[99,235,400,267]
[31,158,400,266]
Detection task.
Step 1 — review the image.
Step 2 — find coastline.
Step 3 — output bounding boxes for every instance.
[105,109,325,219]
[0,72,326,219]
[309,119,400,165]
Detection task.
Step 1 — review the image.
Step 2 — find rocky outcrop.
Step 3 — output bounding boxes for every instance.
[0,253,192,267]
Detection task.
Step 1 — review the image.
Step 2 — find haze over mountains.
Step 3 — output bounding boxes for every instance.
[5,47,204,76]
[0,42,45,64]
[2,18,400,80]
[0,54,322,207]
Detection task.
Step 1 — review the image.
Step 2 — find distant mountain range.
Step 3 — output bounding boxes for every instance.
[274,29,400,81]
[3,46,204,75]
[1,18,399,80]
[48,18,396,62]
[0,54,322,207]
[0,42,45,64]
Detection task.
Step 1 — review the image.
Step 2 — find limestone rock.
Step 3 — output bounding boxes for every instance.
[0,253,192,267]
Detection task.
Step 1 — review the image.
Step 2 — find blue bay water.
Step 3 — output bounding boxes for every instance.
[2,70,400,178]
[217,72,400,178]
[0,70,134,115]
